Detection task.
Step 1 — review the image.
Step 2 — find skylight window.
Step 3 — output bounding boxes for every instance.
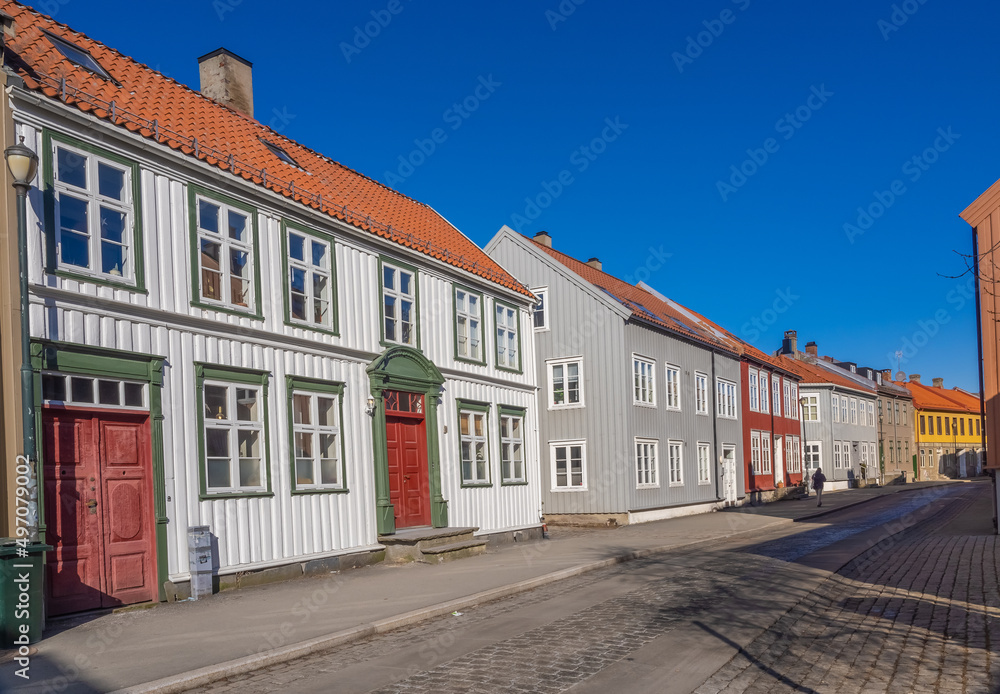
[45,32,113,81]
[261,139,301,168]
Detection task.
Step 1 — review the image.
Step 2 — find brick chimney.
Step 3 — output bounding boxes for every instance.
[533,231,552,248]
[932,377,944,388]
[586,257,602,271]
[781,330,798,356]
[198,48,254,117]
[805,341,818,357]
[910,374,921,384]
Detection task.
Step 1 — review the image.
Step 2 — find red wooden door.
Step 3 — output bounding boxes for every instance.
[43,410,156,615]
[386,416,430,528]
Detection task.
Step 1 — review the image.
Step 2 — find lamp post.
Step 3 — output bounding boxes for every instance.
[6,135,39,542]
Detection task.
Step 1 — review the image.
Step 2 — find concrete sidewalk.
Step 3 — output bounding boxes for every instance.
[1,479,963,694]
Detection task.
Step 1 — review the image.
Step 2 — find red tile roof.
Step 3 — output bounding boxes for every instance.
[2,1,531,298]
[897,380,981,414]
[783,357,876,394]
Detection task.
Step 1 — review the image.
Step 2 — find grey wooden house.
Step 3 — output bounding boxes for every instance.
[486,228,745,525]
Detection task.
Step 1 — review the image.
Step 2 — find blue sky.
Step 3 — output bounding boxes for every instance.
[41,0,1000,390]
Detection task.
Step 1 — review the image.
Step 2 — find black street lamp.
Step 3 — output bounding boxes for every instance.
[6,135,39,541]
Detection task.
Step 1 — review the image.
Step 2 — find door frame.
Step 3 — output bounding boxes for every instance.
[367,346,446,535]
[31,340,168,602]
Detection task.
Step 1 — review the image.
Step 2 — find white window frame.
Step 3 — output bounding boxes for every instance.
[633,355,656,407]
[801,394,819,421]
[668,440,683,486]
[195,194,256,311]
[834,441,842,469]
[459,406,491,485]
[52,140,137,283]
[751,431,762,474]
[291,389,343,490]
[695,372,709,415]
[832,395,840,422]
[783,381,792,417]
[665,363,681,410]
[495,303,520,370]
[748,367,760,412]
[759,372,769,414]
[789,383,798,418]
[805,441,821,470]
[532,287,549,332]
[286,227,334,330]
[717,378,738,419]
[843,443,852,470]
[41,372,147,410]
[635,438,659,488]
[548,357,584,410]
[697,442,712,485]
[772,376,782,417]
[550,440,587,491]
[454,288,483,362]
[850,398,858,425]
[840,396,848,423]
[868,402,875,427]
[760,433,772,474]
[203,380,266,494]
[382,262,417,346]
[499,410,526,484]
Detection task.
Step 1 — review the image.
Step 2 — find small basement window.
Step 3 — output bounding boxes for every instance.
[261,138,302,168]
[44,31,114,81]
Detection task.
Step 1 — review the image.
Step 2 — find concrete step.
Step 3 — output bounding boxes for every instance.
[379,527,480,562]
[419,539,488,564]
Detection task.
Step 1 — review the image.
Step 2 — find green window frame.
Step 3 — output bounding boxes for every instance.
[457,399,491,487]
[188,184,263,319]
[494,300,523,373]
[453,285,486,365]
[378,255,420,349]
[287,376,348,494]
[280,220,339,335]
[498,405,527,485]
[195,363,272,499]
[42,129,146,292]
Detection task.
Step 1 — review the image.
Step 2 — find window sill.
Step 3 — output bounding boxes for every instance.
[285,320,340,338]
[199,491,274,501]
[549,403,585,411]
[496,364,523,375]
[698,481,712,486]
[454,355,488,367]
[52,268,147,294]
[192,300,264,321]
[636,484,660,490]
[291,487,349,495]
[668,482,684,488]
[460,482,493,489]
[501,480,529,487]
[550,486,588,492]
[633,402,657,409]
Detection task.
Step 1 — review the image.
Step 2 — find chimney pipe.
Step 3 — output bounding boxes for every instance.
[910,374,922,384]
[533,231,552,248]
[932,377,944,388]
[805,341,818,357]
[586,257,602,271]
[781,330,797,356]
[198,48,254,117]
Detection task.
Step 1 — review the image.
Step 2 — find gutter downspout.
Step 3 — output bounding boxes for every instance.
[972,225,995,531]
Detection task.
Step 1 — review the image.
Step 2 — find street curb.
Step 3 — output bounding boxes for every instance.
[109,519,790,694]
[792,481,965,522]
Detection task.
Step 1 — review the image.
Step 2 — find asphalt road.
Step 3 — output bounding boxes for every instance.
[195,482,993,694]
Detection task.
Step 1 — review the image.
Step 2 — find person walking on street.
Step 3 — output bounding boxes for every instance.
[812,467,827,507]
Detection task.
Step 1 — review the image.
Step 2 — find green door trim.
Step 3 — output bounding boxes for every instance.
[366,345,446,535]
[30,339,170,603]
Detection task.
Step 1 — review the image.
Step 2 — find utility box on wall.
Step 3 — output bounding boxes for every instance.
[187,526,213,600]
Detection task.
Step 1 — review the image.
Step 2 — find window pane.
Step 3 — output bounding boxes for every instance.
[460,413,470,437]
[474,414,484,437]
[296,458,314,485]
[206,429,229,457]
[236,389,258,421]
[42,374,67,401]
[294,431,312,458]
[500,417,509,439]
[293,393,311,425]
[199,199,220,233]
[238,429,260,458]
[97,162,125,200]
[383,266,394,291]
[200,240,222,300]
[98,379,120,405]
[57,147,86,188]
[207,459,230,488]
[311,240,327,268]
[317,397,336,427]
[290,267,307,320]
[205,385,228,419]
[239,458,261,487]
[400,271,412,296]
[320,457,340,485]
[101,239,125,276]
[228,211,248,242]
[313,274,329,306]
[319,433,337,462]
[289,232,305,261]
[71,377,94,403]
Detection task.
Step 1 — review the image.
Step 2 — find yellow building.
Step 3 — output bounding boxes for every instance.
[900,375,986,480]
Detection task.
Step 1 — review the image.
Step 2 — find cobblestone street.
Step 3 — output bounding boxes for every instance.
[194,483,997,694]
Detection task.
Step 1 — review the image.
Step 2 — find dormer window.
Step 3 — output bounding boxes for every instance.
[261,138,301,168]
[45,32,113,81]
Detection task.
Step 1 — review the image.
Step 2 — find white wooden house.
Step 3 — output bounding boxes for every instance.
[0,3,541,614]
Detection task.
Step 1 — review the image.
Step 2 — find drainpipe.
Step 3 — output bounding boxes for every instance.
[972,225,995,531]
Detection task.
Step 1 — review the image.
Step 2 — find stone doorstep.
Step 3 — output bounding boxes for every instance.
[419,539,489,564]
[378,526,480,547]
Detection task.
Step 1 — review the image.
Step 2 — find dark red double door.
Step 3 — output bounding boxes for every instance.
[384,391,431,529]
[43,409,157,615]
